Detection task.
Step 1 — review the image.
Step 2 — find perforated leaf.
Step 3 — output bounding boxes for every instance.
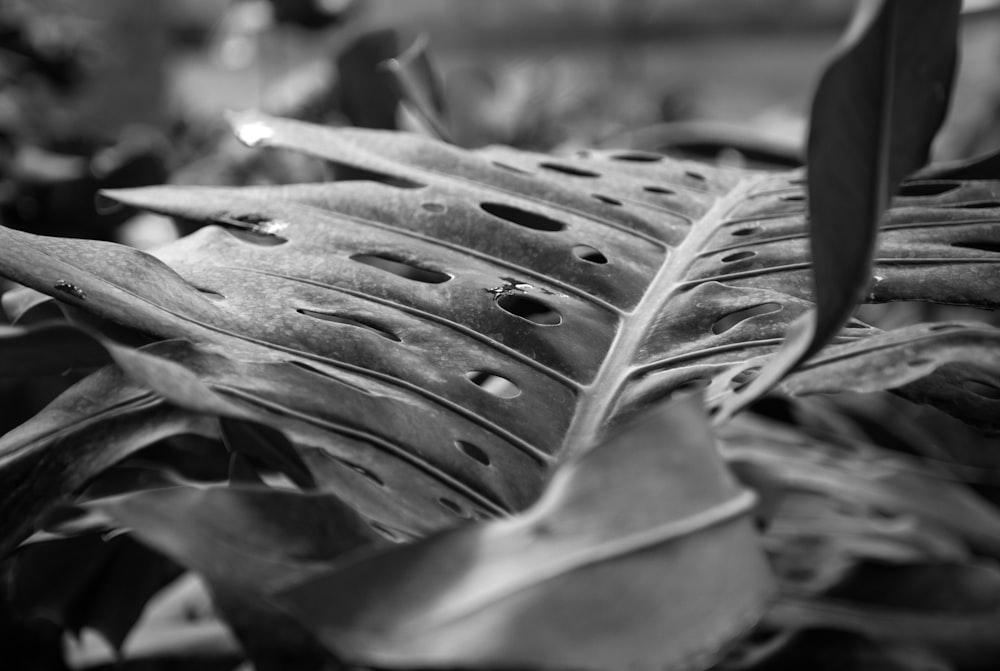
[2,113,1000,547]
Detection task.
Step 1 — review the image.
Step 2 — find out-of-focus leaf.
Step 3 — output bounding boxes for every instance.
[770,562,1000,668]
[1,285,63,324]
[723,0,961,416]
[272,396,772,671]
[382,34,452,143]
[918,147,1000,180]
[336,28,403,132]
[8,533,181,651]
[722,413,1000,558]
[721,629,951,671]
[601,121,804,169]
[93,485,384,589]
[94,485,383,671]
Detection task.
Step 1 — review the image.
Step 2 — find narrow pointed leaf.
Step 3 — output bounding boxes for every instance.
[272,396,772,670]
[723,0,961,416]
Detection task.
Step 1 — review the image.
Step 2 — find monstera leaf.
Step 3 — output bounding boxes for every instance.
[2,107,1000,551]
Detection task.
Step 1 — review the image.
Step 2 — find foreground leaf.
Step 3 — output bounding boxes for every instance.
[271,396,772,670]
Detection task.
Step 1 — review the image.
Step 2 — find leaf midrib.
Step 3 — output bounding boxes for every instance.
[560,176,767,458]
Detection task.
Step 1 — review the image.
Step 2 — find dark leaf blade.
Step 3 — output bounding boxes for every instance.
[722,0,961,416]
[93,485,387,670]
[272,396,773,671]
[807,0,960,351]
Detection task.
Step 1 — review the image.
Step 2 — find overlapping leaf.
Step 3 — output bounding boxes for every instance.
[266,396,771,670]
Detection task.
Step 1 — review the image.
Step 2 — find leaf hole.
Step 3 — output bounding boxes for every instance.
[712,303,782,334]
[195,287,225,300]
[593,194,623,206]
[368,521,400,541]
[455,440,491,466]
[421,202,447,214]
[539,162,600,178]
[612,151,662,162]
[496,294,562,325]
[953,241,1000,253]
[721,250,757,263]
[951,201,1000,209]
[573,244,608,264]
[492,161,532,175]
[780,194,805,202]
[438,497,469,517]
[296,309,401,342]
[897,181,961,197]
[338,459,384,486]
[643,185,676,195]
[965,380,1000,400]
[466,371,521,399]
[351,254,450,284]
[224,228,288,246]
[928,324,965,332]
[481,202,566,232]
[730,227,758,237]
[685,170,706,181]
[731,367,760,389]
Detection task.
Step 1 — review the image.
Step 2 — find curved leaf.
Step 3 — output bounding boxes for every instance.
[2,112,1000,545]
[271,395,772,670]
[724,0,962,415]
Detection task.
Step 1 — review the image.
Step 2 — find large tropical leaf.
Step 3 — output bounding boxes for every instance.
[2,108,1000,548]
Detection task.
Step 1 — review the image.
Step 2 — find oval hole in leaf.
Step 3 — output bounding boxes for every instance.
[466,371,521,399]
[722,251,757,263]
[496,294,562,326]
[731,367,760,390]
[928,324,966,332]
[455,440,491,466]
[572,244,608,264]
[422,202,447,214]
[781,194,805,202]
[351,254,450,284]
[492,161,532,175]
[296,309,401,342]
[481,203,566,232]
[593,194,622,206]
[368,521,400,541]
[965,380,1000,400]
[339,459,384,486]
[195,287,225,300]
[952,241,1000,253]
[897,181,961,197]
[643,186,675,195]
[612,151,662,163]
[951,201,1000,209]
[437,497,468,518]
[539,162,600,178]
[730,227,758,237]
[224,228,288,246]
[685,170,707,181]
[712,303,782,334]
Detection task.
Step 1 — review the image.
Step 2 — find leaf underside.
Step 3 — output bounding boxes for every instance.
[2,113,1000,544]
